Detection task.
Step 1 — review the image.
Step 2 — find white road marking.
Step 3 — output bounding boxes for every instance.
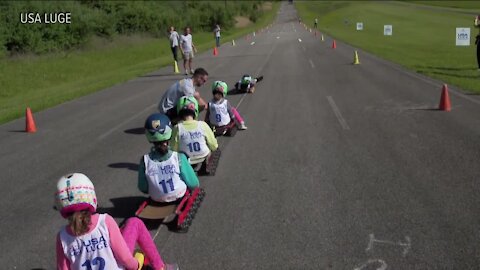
[327,96,350,130]
[98,103,157,140]
[354,259,387,270]
[236,37,277,110]
[367,233,411,257]
[309,59,315,68]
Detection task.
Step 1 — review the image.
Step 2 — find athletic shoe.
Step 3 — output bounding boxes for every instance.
[238,123,248,130]
[255,75,264,83]
[165,263,180,270]
[184,71,189,76]
[190,69,195,74]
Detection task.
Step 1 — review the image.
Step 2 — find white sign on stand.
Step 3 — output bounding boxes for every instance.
[456,27,471,46]
[357,22,363,31]
[384,25,392,36]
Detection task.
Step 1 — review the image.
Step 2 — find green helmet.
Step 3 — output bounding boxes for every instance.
[212,81,228,96]
[177,96,199,118]
[144,113,172,142]
[241,75,253,85]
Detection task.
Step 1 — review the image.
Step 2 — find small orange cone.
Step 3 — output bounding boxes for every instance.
[332,40,337,49]
[438,84,451,111]
[213,46,218,56]
[26,107,37,133]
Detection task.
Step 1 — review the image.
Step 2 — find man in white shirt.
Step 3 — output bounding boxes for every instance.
[168,26,180,62]
[213,24,221,47]
[158,68,209,124]
[179,27,197,76]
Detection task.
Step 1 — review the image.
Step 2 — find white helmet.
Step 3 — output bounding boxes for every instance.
[54,173,97,218]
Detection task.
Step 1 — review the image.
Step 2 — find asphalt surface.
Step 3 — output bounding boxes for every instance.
[1,2,480,269]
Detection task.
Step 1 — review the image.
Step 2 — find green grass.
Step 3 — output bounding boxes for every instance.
[0,1,280,124]
[296,1,480,94]
[406,1,480,11]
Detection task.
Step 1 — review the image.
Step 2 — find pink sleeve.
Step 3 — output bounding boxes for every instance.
[56,233,70,270]
[105,214,139,270]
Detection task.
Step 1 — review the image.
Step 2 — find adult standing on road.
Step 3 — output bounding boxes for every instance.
[179,27,197,76]
[475,15,480,70]
[158,68,209,123]
[168,26,180,63]
[213,24,221,47]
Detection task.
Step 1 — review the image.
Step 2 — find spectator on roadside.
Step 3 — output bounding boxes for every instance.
[179,27,197,76]
[213,24,221,47]
[168,26,180,63]
[314,18,318,29]
[158,68,209,124]
[475,15,480,70]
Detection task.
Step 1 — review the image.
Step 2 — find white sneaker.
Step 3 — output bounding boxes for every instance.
[238,123,248,130]
[184,71,189,76]
[190,69,195,74]
[165,263,179,270]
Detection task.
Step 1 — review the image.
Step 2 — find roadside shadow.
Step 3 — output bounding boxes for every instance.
[8,130,26,133]
[124,127,145,135]
[431,71,479,79]
[97,196,146,220]
[415,65,477,71]
[108,162,139,172]
[410,108,441,111]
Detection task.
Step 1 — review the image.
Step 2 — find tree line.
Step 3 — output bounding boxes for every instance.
[0,0,266,56]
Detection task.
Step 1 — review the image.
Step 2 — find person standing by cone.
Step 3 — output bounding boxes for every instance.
[213,24,221,48]
[168,26,180,63]
[475,15,480,71]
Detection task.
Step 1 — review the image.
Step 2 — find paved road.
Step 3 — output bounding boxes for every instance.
[1,2,480,269]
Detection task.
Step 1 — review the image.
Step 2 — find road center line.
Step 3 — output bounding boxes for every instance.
[327,96,350,130]
[98,103,157,140]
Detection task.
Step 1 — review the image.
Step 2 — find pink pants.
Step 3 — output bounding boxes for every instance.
[231,107,244,124]
[121,217,164,269]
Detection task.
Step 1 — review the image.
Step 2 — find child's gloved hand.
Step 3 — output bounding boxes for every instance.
[134,251,144,270]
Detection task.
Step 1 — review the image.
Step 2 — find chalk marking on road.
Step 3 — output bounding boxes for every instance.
[366,233,411,257]
[98,103,157,140]
[298,38,302,42]
[353,259,387,270]
[309,59,315,68]
[327,96,350,130]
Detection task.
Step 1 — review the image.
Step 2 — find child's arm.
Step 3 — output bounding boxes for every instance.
[56,234,70,270]
[200,121,218,151]
[105,215,140,270]
[138,157,148,194]
[204,106,211,125]
[178,153,199,189]
[169,125,180,152]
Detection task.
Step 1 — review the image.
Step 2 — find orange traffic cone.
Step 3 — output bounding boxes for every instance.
[213,46,218,56]
[26,107,37,133]
[438,84,451,111]
[332,40,337,49]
